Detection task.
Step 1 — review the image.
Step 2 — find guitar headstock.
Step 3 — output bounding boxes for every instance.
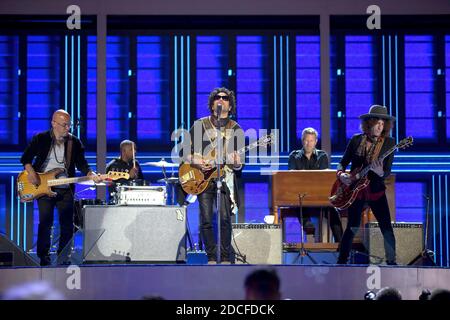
[106,171,130,181]
[397,136,413,150]
[259,133,276,147]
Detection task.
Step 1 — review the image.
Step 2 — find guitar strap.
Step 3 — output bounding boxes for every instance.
[202,117,236,152]
[369,137,384,162]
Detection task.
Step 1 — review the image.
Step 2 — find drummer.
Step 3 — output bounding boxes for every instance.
[106,140,145,198]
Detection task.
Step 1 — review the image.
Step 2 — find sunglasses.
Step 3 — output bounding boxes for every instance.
[213,95,230,101]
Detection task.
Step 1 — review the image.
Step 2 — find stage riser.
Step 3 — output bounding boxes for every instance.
[0,265,448,300]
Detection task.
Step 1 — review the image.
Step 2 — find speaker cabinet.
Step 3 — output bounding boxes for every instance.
[232,223,282,264]
[0,234,39,267]
[83,206,186,263]
[365,222,423,265]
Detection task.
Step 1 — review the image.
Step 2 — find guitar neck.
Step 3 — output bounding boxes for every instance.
[359,146,397,178]
[237,139,261,156]
[48,175,93,186]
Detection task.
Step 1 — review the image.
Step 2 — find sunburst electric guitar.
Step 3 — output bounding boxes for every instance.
[179,134,274,195]
[17,169,129,202]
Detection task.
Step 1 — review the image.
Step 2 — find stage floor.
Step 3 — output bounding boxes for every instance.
[1,263,449,300]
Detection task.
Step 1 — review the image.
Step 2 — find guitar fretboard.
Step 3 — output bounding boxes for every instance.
[358,137,412,178]
[48,176,92,186]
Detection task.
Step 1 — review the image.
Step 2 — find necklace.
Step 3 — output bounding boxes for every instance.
[53,142,65,165]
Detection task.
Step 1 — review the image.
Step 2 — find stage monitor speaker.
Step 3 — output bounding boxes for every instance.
[232,223,282,264]
[0,234,39,267]
[365,222,423,265]
[83,206,186,263]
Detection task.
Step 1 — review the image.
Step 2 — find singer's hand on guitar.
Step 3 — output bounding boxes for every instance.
[370,160,384,177]
[339,172,352,186]
[27,170,41,186]
[200,160,213,172]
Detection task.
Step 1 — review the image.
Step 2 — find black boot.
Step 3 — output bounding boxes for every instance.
[39,255,51,267]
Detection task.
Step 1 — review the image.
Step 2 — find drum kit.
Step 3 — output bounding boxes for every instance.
[74,158,181,222]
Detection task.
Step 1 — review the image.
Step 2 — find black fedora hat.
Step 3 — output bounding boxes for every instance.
[359,105,395,121]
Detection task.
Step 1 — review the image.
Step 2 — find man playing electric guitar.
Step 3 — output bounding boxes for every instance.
[183,87,245,264]
[336,105,397,265]
[20,109,102,266]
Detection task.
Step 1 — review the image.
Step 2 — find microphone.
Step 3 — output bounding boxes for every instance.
[216,104,223,128]
[216,103,223,117]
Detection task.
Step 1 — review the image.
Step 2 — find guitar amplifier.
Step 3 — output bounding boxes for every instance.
[232,223,282,264]
[115,185,167,206]
[83,205,186,263]
[364,222,423,265]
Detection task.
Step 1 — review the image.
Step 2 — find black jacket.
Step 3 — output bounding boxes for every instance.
[337,133,395,193]
[20,130,92,178]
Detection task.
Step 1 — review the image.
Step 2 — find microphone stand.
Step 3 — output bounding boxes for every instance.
[409,194,436,265]
[293,193,317,264]
[215,112,224,264]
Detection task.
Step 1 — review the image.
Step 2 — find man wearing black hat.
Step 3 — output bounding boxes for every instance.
[336,105,397,265]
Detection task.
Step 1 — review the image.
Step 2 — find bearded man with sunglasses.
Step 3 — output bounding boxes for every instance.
[21,109,102,266]
[184,87,245,264]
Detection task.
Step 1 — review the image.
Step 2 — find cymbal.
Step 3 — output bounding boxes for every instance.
[77,180,113,186]
[157,177,179,184]
[142,159,178,168]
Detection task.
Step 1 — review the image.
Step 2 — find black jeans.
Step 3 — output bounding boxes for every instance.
[337,193,396,264]
[198,183,232,261]
[37,188,74,259]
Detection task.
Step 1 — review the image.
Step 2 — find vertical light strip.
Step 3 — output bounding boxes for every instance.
[382,36,386,106]
[181,36,184,129]
[432,175,436,263]
[10,175,14,241]
[273,36,277,130]
[17,190,20,247]
[395,35,399,144]
[286,36,290,152]
[65,36,68,112]
[439,175,443,265]
[174,36,178,149]
[187,36,191,128]
[446,175,449,267]
[280,36,284,152]
[78,35,81,137]
[23,202,27,250]
[388,36,392,116]
[71,36,75,119]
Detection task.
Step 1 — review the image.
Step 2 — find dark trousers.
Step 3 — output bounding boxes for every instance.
[36,188,74,259]
[337,193,396,264]
[198,184,232,261]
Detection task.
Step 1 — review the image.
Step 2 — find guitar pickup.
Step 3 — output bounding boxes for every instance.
[179,171,195,185]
